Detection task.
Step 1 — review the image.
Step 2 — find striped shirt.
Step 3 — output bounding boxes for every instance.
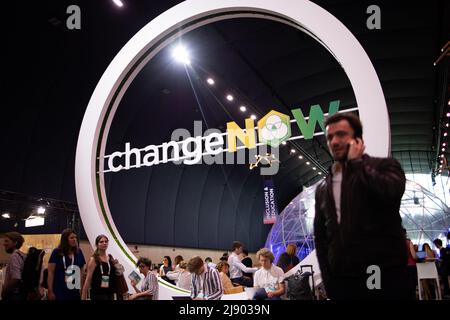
[190,264,223,300]
[139,271,159,300]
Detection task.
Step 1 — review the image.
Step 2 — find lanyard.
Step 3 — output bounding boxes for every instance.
[99,259,110,276]
[62,255,74,270]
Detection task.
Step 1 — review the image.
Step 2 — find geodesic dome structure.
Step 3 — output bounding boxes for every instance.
[265,179,450,264]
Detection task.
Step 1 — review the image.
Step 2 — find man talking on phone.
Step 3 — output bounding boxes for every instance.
[314,112,411,299]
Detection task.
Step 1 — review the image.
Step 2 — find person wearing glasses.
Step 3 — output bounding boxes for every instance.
[129,257,158,300]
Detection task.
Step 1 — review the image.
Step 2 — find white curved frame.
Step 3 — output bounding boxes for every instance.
[75,0,389,299]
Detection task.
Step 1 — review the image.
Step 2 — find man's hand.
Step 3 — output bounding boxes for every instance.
[267,291,275,298]
[47,291,56,300]
[347,138,365,161]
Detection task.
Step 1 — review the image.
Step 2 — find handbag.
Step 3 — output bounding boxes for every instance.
[108,254,128,298]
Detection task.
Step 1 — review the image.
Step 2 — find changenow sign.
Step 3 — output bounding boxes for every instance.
[75,0,390,300]
[101,101,341,174]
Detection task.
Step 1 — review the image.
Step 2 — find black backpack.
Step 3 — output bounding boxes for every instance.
[21,247,45,299]
[285,265,315,300]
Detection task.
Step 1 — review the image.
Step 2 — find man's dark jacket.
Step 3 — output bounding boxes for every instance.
[314,155,407,290]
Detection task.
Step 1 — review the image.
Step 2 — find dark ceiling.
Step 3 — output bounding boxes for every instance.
[0,0,448,251]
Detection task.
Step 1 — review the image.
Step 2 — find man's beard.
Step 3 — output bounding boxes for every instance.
[5,247,15,254]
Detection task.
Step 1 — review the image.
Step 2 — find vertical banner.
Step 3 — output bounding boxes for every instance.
[263,178,279,224]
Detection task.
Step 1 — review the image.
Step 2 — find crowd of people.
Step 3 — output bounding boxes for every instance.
[1,229,306,301]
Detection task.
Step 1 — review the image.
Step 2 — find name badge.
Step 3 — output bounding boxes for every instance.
[101,275,110,288]
[65,270,73,284]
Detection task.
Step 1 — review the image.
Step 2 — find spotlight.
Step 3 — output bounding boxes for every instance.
[250,115,257,120]
[290,149,296,154]
[444,143,447,147]
[318,172,322,175]
[206,78,215,85]
[226,94,234,101]
[1,213,10,219]
[447,113,450,117]
[445,132,448,137]
[281,141,287,145]
[298,155,303,159]
[172,45,190,65]
[442,148,446,152]
[312,167,317,170]
[112,0,124,7]
[37,206,46,215]
[446,123,449,127]
[240,106,247,112]
[306,161,311,165]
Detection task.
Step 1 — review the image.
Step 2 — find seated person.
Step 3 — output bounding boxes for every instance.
[253,248,285,300]
[216,262,244,294]
[166,261,192,291]
[187,256,223,300]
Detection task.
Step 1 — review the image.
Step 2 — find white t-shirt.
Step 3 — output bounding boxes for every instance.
[228,253,258,279]
[254,265,285,293]
[332,170,342,224]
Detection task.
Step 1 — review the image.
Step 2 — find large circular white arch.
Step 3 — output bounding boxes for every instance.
[75,0,389,299]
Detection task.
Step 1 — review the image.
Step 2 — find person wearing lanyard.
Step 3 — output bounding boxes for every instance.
[82,235,117,300]
[47,229,86,300]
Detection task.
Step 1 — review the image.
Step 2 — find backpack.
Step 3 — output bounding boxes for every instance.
[21,247,45,300]
[284,265,315,300]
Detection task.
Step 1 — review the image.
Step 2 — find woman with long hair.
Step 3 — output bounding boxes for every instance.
[81,235,120,300]
[159,256,175,285]
[423,243,436,260]
[47,229,86,300]
[173,255,183,270]
[159,256,173,276]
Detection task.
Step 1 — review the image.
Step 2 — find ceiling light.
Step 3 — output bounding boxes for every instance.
[281,141,287,145]
[312,167,317,170]
[447,113,450,117]
[318,172,322,175]
[172,45,190,65]
[37,206,46,215]
[442,148,446,152]
[306,161,310,165]
[240,106,246,112]
[25,216,45,228]
[290,149,296,154]
[446,123,449,127]
[443,143,447,147]
[206,78,215,85]
[2,213,10,219]
[226,94,234,101]
[112,0,124,7]
[250,115,257,120]
[298,155,303,159]
[444,132,448,137]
